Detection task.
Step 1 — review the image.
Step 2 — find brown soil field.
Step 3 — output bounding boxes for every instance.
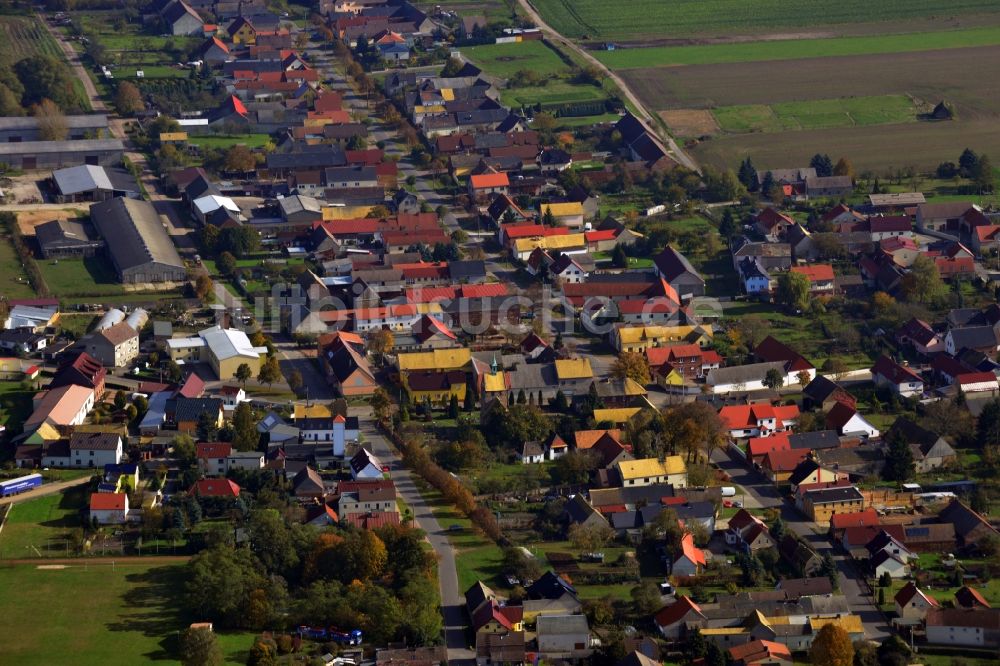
[16,208,87,235]
[690,118,1000,173]
[622,45,1000,112]
[659,109,719,138]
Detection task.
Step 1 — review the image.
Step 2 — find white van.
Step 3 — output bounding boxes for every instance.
[720,486,737,497]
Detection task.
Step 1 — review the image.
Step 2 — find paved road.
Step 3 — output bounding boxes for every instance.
[0,475,92,507]
[712,447,891,639]
[351,407,475,665]
[514,0,698,172]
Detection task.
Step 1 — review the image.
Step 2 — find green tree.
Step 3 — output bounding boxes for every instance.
[247,636,278,666]
[223,144,257,173]
[810,153,834,177]
[114,389,127,410]
[882,428,915,481]
[737,157,757,191]
[232,402,258,451]
[973,154,995,192]
[776,270,811,311]
[448,394,459,419]
[821,553,839,590]
[763,367,785,391]
[719,208,737,238]
[197,411,219,442]
[611,243,628,268]
[287,370,303,395]
[630,581,662,615]
[900,255,945,303]
[542,206,556,227]
[217,251,237,276]
[171,434,197,466]
[179,626,222,666]
[552,390,569,412]
[371,387,392,422]
[257,356,281,388]
[235,363,252,388]
[959,147,979,177]
[16,56,81,110]
[977,399,1000,451]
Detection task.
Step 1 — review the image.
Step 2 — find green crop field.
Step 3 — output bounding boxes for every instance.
[464,40,568,78]
[532,0,1000,41]
[713,95,918,133]
[36,257,125,298]
[594,25,1000,69]
[0,563,257,665]
[0,15,63,60]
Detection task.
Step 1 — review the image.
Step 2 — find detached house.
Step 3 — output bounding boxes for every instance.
[653,245,705,298]
[895,582,939,621]
[871,355,924,397]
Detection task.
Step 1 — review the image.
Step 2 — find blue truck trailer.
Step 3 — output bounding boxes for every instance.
[0,473,42,497]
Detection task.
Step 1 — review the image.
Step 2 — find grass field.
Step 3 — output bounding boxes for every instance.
[0,381,34,437]
[0,563,257,665]
[0,15,63,61]
[0,234,37,299]
[532,0,1000,41]
[595,25,1000,69]
[36,257,125,297]
[464,40,610,111]
[0,486,88,559]
[187,134,274,149]
[712,95,919,133]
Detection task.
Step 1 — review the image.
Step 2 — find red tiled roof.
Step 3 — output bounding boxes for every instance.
[90,492,127,511]
[654,595,704,628]
[871,355,922,385]
[761,448,809,472]
[191,479,241,497]
[196,442,232,459]
[829,509,879,530]
[747,433,791,458]
[679,532,706,566]
[470,172,510,189]
[343,511,400,529]
[790,264,835,282]
[501,223,569,240]
[956,372,999,386]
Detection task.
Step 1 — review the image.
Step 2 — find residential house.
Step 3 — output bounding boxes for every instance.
[789,264,835,295]
[350,447,384,480]
[895,317,944,355]
[738,257,773,295]
[916,201,976,234]
[78,322,139,368]
[23,384,95,433]
[778,535,822,576]
[293,467,326,499]
[945,326,1000,356]
[726,509,776,553]
[727,640,793,666]
[872,550,910,579]
[191,478,241,498]
[615,457,687,488]
[871,355,924,397]
[166,326,268,380]
[895,582,939,621]
[718,402,798,439]
[89,492,129,524]
[654,596,706,640]
[938,500,1000,547]
[653,245,705,298]
[925,607,1000,648]
[535,614,593,660]
[705,361,788,394]
[886,418,956,473]
[671,532,707,576]
[541,202,585,230]
[825,402,880,439]
[800,485,864,523]
[802,375,856,412]
[171,397,223,434]
[197,442,232,476]
[163,0,204,35]
[755,208,795,240]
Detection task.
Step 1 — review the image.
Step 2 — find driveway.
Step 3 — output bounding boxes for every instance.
[352,407,476,664]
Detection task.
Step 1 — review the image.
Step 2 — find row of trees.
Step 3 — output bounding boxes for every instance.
[0,53,86,116]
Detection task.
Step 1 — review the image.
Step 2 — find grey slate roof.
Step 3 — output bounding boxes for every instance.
[89,198,184,275]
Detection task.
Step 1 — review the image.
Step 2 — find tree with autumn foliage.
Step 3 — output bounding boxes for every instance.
[611,351,651,385]
[809,623,854,666]
[662,401,726,462]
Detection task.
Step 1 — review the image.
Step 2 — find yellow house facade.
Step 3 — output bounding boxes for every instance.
[616,457,687,488]
[612,325,714,353]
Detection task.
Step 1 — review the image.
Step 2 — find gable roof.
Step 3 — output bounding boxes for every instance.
[653,245,703,285]
[90,492,127,511]
[871,355,923,384]
[191,478,240,497]
[956,586,992,609]
[896,581,939,609]
[654,595,704,628]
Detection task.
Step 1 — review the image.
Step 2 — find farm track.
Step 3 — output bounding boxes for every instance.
[517,0,699,171]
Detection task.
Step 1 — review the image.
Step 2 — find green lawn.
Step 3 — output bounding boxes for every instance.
[594,25,1000,68]
[56,313,98,339]
[188,134,273,150]
[111,65,190,79]
[0,486,88,559]
[464,40,569,78]
[555,113,622,127]
[502,80,608,108]
[36,257,124,297]
[0,381,34,438]
[0,563,257,665]
[0,234,37,299]
[714,95,918,133]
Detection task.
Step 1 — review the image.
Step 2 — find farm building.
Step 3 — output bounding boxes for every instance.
[0,114,109,142]
[34,219,105,259]
[0,138,125,170]
[89,198,187,284]
[52,165,140,203]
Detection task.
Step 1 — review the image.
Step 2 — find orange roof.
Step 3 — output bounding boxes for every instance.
[774,404,800,421]
[196,442,232,459]
[830,509,880,529]
[90,492,127,511]
[680,532,706,566]
[747,433,791,458]
[728,639,791,664]
[654,595,705,628]
[470,172,510,189]
[575,429,622,449]
[790,264,835,282]
[762,448,808,472]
